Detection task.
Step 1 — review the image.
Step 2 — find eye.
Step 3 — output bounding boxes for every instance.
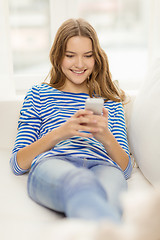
[65,54,74,58]
[85,54,93,58]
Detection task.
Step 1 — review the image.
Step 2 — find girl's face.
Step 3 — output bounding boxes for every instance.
[61,36,95,93]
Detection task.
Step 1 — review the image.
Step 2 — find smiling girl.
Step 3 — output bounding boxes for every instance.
[10,18,132,222]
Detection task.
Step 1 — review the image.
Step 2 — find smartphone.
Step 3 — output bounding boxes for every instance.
[85,98,104,115]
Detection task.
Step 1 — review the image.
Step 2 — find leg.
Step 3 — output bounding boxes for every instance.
[28,158,77,212]
[27,157,121,222]
[63,167,121,222]
[90,165,127,219]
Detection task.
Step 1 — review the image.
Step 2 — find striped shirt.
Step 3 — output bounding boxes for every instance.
[10,84,132,179]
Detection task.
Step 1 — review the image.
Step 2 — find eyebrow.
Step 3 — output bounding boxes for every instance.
[65,51,93,54]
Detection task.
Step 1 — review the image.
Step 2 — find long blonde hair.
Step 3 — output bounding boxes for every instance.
[45,18,125,102]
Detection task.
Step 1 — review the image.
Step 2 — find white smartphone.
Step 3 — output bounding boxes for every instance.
[85,98,104,115]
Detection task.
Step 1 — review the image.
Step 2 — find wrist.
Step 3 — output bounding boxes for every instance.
[48,127,64,146]
[100,130,114,148]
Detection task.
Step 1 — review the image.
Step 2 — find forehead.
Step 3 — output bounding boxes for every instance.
[66,36,93,52]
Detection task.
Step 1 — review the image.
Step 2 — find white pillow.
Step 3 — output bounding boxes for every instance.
[128,58,160,186]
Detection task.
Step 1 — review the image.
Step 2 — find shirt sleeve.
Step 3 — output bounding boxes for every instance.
[10,152,29,175]
[10,85,41,175]
[123,156,132,180]
[111,102,132,179]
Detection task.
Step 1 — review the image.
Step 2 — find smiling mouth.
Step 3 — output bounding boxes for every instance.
[71,69,87,74]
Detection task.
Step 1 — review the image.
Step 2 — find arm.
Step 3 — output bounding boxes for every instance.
[13,109,98,172]
[85,104,132,175]
[100,126,129,171]
[16,127,63,170]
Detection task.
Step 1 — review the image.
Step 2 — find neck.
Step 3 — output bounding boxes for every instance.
[60,82,89,94]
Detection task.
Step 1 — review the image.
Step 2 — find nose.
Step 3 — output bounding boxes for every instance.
[75,56,84,69]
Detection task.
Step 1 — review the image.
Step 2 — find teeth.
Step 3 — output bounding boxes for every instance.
[72,70,85,74]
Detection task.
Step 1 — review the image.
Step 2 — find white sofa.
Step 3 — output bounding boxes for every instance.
[0,92,153,239]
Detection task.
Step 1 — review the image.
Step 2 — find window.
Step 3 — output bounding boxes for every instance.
[9,0,51,94]
[73,0,150,90]
[7,0,150,94]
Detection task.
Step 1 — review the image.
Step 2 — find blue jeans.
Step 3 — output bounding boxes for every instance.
[27,156,127,223]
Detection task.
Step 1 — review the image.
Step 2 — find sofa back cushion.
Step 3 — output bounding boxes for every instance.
[0,97,23,151]
[128,59,160,186]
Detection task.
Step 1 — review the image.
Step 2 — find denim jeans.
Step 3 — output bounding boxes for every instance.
[27,155,127,223]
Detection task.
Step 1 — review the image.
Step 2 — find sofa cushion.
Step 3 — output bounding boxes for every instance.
[128,58,160,186]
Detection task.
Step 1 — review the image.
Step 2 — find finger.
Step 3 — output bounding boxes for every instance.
[68,117,96,128]
[74,109,93,118]
[77,125,99,133]
[102,108,108,118]
[67,118,98,132]
[78,116,97,125]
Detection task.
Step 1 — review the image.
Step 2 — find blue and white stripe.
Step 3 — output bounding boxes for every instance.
[10,84,132,179]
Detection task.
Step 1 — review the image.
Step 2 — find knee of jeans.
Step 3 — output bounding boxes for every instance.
[60,168,107,202]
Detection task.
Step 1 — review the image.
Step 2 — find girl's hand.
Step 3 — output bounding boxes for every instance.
[56,109,99,141]
[84,108,111,144]
[56,108,129,171]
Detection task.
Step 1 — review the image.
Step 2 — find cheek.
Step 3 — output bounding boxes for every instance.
[61,58,72,70]
[61,60,67,70]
